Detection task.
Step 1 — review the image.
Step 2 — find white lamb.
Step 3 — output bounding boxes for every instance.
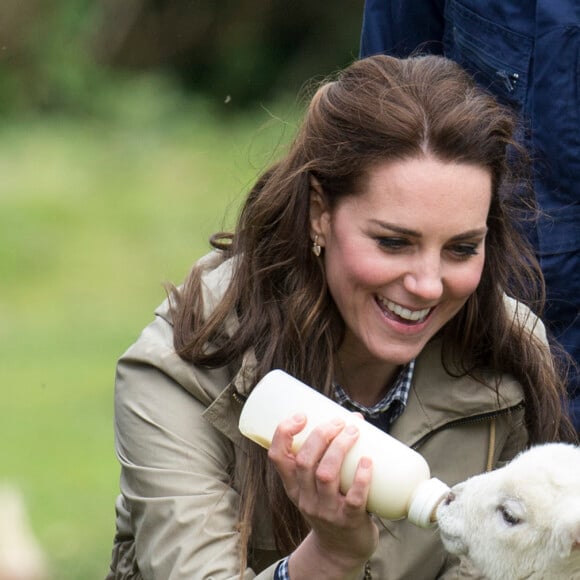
[436,443,580,580]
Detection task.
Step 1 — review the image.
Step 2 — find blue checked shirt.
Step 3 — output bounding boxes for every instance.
[273,361,415,579]
[332,360,415,431]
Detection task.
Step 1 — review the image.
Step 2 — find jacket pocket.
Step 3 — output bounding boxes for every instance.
[443,0,532,109]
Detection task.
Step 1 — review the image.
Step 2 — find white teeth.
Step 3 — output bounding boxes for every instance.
[379,297,431,322]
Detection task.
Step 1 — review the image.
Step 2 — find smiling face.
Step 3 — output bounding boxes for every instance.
[310,155,492,378]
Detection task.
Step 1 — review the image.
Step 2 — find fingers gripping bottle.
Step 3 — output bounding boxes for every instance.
[238,369,450,528]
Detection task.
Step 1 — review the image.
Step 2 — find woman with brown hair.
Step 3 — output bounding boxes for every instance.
[106,54,577,580]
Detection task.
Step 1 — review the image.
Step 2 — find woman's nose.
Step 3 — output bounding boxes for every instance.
[403,258,444,301]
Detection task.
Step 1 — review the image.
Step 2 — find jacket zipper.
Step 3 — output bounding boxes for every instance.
[451,25,523,98]
[410,401,525,451]
[495,70,520,93]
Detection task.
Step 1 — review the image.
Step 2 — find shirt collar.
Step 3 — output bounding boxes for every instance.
[333,360,415,423]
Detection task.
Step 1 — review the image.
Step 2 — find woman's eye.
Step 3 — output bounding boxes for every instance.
[377,237,409,250]
[449,243,479,258]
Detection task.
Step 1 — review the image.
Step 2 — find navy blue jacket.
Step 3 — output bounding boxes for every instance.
[361,0,580,431]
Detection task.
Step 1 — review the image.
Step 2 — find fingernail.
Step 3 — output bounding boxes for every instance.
[345,424,359,436]
[332,418,345,427]
[293,413,306,423]
[360,457,372,469]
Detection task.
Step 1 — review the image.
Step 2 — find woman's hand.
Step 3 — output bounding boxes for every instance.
[268,414,379,579]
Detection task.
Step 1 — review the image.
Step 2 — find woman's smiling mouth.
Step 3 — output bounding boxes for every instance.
[376,296,432,324]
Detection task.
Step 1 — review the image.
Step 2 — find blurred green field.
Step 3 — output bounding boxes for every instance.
[0,77,299,579]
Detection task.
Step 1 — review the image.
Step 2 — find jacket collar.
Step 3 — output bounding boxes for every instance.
[203,337,524,454]
[390,338,524,447]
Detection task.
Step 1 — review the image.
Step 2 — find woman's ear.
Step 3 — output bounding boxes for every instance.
[309,175,329,245]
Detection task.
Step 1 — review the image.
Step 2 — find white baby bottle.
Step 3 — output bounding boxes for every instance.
[238,369,450,528]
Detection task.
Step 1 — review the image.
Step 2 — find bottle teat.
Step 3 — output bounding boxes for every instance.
[407,477,450,527]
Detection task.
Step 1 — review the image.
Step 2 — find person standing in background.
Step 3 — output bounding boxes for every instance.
[360,0,580,433]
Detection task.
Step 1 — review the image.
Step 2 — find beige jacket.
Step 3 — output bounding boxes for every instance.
[106,253,542,580]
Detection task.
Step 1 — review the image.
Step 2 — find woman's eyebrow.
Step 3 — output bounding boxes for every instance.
[369,219,488,240]
[369,219,419,236]
[448,228,488,241]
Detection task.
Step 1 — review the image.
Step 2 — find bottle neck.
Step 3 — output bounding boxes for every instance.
[407,477,450,528]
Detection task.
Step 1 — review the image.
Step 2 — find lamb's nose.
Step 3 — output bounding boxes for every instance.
[442,491,456,506]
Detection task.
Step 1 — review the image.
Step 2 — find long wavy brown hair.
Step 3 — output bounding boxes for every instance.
[168,54,577,572]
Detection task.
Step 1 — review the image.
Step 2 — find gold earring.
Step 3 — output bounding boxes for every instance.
[312,235,322,257]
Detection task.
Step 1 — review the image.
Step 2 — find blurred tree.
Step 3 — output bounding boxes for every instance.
[0,0,102,114]
[0,0,362,115]
[91,0,363,107]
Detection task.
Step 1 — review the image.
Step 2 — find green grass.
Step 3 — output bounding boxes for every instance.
[0,77,299,579]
